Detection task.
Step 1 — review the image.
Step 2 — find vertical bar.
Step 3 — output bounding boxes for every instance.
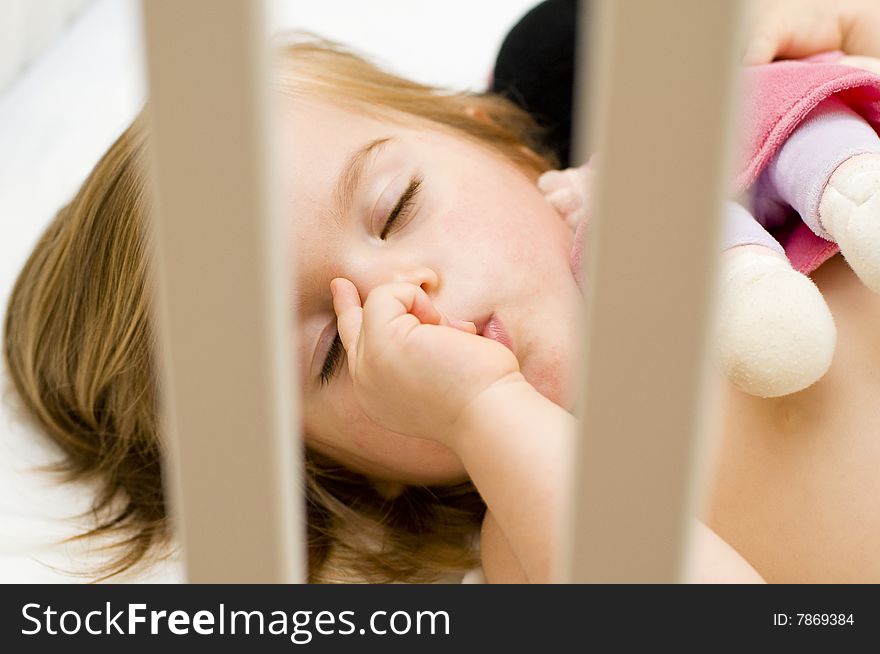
[561,0,744,582]
[140,0,303,582]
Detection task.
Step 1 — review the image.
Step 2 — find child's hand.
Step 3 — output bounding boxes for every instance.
[743,0,880,65]
[330,278,523,449]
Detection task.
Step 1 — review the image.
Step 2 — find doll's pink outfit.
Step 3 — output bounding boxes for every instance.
[568,55,880,287]
[736,55,880,275]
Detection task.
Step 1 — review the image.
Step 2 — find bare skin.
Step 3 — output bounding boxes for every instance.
[743,0,880,65]
[706,253,880,582]
[478,250,880,583]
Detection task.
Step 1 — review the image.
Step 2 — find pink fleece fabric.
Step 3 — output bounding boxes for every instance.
[567,54,880,285]
[736,55,880,275]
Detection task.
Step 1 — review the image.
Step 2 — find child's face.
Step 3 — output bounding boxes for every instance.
[280,98,581,485]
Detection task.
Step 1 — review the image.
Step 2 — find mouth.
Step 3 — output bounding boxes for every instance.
[476,313,515,352]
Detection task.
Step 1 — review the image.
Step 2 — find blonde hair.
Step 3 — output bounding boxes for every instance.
[2,33,557,583]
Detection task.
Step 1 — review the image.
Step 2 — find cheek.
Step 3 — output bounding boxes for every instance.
[330,389,374,451]
[302,387,363,450]
[314,387,414,458]
[304,390,467,484]
[444,203,525,268]
[451,176,571,263]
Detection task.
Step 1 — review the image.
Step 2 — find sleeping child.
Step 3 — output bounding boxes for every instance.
[6,1,880,582]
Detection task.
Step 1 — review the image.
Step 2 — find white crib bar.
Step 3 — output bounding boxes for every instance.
[140,0,303,582]
[561,0,744,582]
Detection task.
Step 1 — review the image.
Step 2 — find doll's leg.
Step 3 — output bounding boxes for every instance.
[756,96,880,291]
[717,203,836,397]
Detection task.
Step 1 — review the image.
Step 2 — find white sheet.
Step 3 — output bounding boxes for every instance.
[0,0,539,583]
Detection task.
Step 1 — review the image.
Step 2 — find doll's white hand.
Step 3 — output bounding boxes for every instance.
[537,160,595,229]
[538,161,839,397]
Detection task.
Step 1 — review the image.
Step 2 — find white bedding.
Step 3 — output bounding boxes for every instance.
[0,0,539,583]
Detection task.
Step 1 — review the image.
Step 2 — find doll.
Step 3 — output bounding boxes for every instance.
[538,55,880,398]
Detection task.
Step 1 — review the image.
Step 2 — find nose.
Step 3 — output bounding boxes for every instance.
[394,266,439,296]
[350,263,440,301]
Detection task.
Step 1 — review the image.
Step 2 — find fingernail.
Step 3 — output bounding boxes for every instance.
[330,280,337,298]
[453,318,477,333]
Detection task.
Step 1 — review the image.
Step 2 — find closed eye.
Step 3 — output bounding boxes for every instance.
[319,332,344,386]
[319,175,423,386]
[380,174,422,239]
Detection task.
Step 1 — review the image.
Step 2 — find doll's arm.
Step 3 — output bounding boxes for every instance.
[538,163,837,397]
[538,155,596,229]
[717,207,836,398]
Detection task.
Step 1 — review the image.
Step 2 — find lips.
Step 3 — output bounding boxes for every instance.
[478,313,514,352]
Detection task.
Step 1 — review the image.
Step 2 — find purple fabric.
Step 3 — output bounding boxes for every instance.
[722,201,785,254]
[753,95,880,241]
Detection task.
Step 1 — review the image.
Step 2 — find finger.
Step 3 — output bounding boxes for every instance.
[431,307,477,333]
[330,278,364,357]
[742,33,777,65]
[742,7,843,65]
[361,282,442,343]
[741,1,782,65]
[403,285,443,326]
[447,317,477,334]
[411,306,477,335]
[360,283,478,338]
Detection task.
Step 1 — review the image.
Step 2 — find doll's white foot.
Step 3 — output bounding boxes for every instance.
[716,246,836,398]
[819,153,880,293]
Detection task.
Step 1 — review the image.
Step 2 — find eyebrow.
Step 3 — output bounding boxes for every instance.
[330,136,394,225]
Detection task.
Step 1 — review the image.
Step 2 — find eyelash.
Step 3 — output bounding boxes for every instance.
[319,334,343,386]
[320,175,424,386]
[379,174,422,240]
